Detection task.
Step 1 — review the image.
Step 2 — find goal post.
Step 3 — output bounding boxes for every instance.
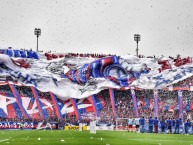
[79,123,83,131]
[90,121,96,134]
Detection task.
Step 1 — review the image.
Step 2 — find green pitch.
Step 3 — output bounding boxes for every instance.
[0,130,193,145]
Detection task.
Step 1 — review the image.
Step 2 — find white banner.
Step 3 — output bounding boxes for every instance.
[0,51,193,100]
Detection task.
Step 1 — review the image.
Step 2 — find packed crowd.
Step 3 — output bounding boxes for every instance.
[114,90,135,118]
[97,90,114,124]
[0,76,193,126]
[173,76,193,88]
[95,77,193,125]
[65,52,116,58]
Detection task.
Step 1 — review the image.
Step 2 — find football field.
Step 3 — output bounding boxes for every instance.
[0,130,193,145]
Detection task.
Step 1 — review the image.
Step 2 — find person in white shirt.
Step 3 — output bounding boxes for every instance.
[135,118,140,132]
[128,118,133,132]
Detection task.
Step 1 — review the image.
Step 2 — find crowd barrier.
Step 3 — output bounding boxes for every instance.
[64,126,87,130]
[64,125,114,131]
[87,126,114,131]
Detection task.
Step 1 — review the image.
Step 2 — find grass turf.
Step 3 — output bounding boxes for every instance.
[0,130,193,145]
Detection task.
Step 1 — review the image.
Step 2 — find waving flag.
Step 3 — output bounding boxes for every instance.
[153,90,159,118]
[131,89,139,117]
[9,84,30,119]
[0,91,23,119]
[19,90,41,120]
[49,92,62,120]
[78,95,105,117]
[178,91,184,120]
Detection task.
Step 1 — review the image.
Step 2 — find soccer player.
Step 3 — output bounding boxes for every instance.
[172,117,175,132]
[160,116,165,133]
[166,118,172,134]
[132,118,136,132]
[154,117,158,133]
[148,117,153,133]
[128,118,133,132]
[184,119,191,134]
[174,118,181,134]
[135,117,140,132]
[139,116,145,133]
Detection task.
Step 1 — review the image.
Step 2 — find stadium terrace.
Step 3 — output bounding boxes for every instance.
[0,48,193,135]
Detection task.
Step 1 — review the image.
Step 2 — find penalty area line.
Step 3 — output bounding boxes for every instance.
[0,139,9,142]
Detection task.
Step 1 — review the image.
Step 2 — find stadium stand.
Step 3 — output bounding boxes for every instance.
[1,49,193,134]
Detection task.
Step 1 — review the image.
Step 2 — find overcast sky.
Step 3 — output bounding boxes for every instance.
[0,0,193,57]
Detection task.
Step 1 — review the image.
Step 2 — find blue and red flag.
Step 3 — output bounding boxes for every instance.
[153,90,159,118]
[49,92,62,120]
[178,90,184,120]
[54,96,106,119]
[0,91,24,119]
[9,84,29,119]
[71,98,81,120]
[31,86,48,120]
[131,89,139,117]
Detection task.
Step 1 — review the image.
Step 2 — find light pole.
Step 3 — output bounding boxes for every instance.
[134,34,141,57]
[34,28,41,52]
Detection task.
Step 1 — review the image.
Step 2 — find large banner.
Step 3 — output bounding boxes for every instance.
[0,122,36,129]
[0,88,106,119]
[0,121,58,130]
[0,50,193,100]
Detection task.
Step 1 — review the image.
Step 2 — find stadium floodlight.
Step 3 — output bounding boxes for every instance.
[134,34,141,57]
[34,28,41,52]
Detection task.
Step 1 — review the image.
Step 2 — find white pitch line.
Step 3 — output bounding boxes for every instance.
[128,139,193,142]
[0,139,9,142]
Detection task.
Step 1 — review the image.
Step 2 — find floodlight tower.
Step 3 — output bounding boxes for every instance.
[34,28,41,52]
[134,34,141,57]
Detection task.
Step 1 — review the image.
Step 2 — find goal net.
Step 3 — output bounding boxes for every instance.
[115,118,137,132]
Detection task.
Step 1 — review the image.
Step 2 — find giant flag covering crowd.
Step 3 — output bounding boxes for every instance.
[1,48,193,133]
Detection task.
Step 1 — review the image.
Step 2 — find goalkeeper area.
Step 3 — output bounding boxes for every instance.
[0,130,193,145]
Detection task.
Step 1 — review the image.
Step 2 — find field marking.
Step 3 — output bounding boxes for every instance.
[128,138,193,142]
[16,137,101,140]
[0,139,9,142]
